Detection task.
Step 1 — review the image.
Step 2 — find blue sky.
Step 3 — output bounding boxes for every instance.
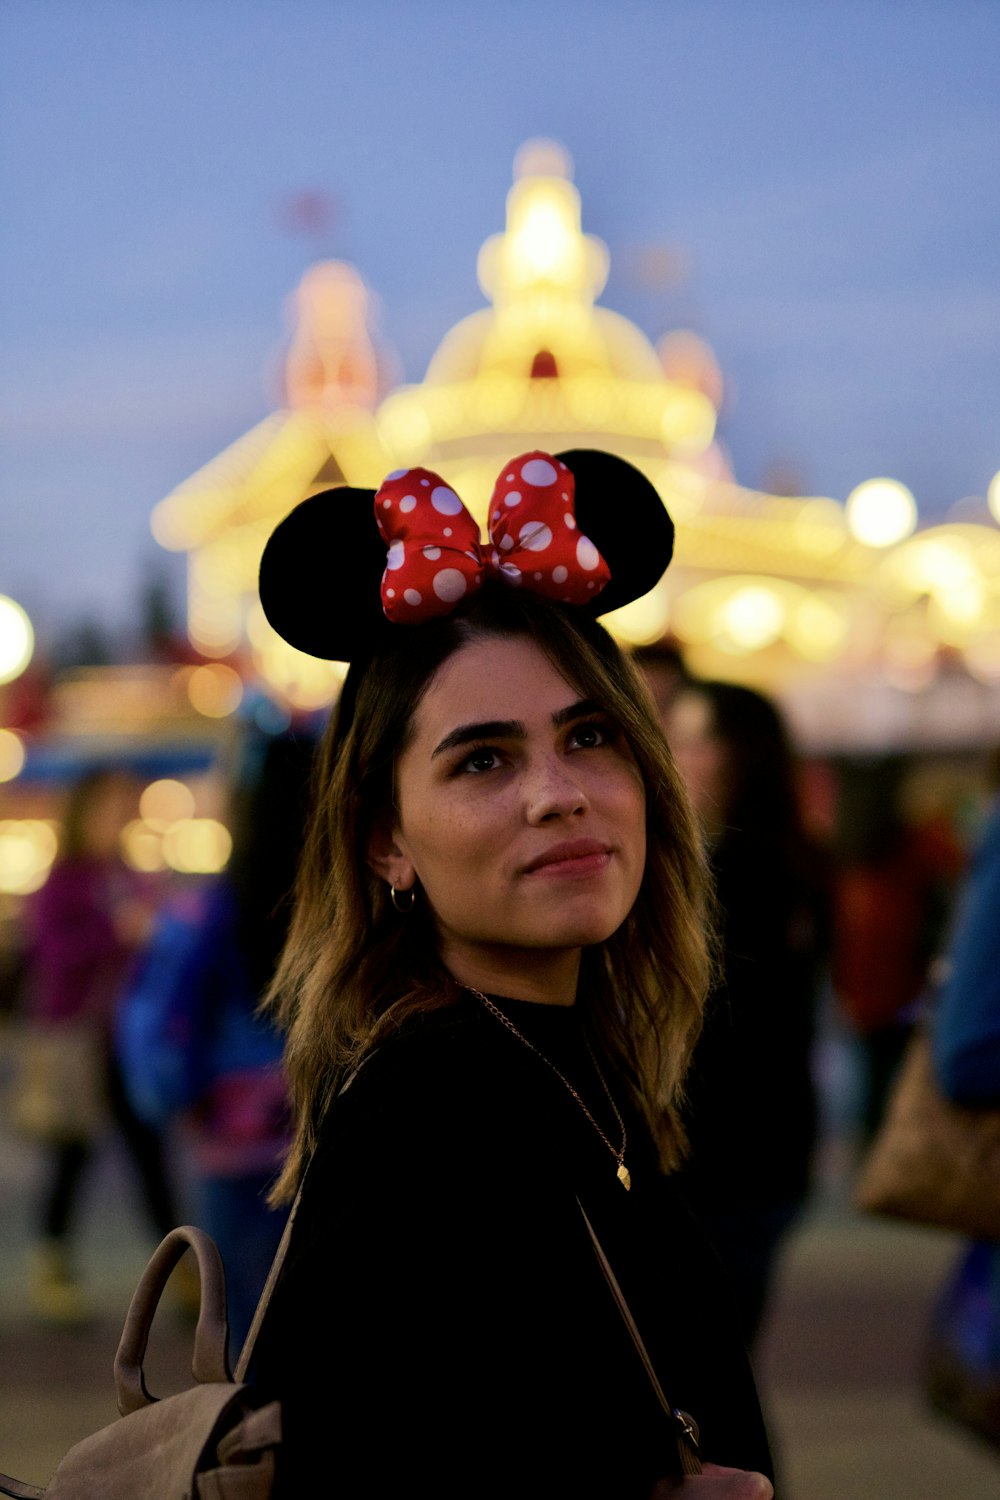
[2,0,998,647]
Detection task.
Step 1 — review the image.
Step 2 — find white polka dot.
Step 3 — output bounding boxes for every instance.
[576,536,600,571]
[404,588,422,607]
[563,513,576,529]
[559,461,567,470]
[533,571,543,581]
[432,486,463,515]
[552,565,568,585]
[493,512,501,524]
[504,491,522,508]
[420,478,430,486]
[499,534,515,552]
[399,494,417,513]
[382,499,392,510]
[587,580,596,589]
[506,473,515,482]
[521,458,558,486]
[386,587,396,598]
[386,540,405,571]
[499,563,522,584]
[562,492,570,501]
[519,522,553,553]
[433,568,467,602]
[384,468,408,481]
[443,527,453,537]
[422,545,441,560]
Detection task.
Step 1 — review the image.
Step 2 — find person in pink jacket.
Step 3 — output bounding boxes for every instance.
[21,765,180,1324]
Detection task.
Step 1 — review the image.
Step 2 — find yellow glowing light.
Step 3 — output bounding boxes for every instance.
[248,604,346,709]
[139,778,196,830]
[988,471,1000,526]
[0,596,34,686]
[659,389,717,456]
[964,630,1000,684]
[846,479,917,547]
[187,662,244,718]
[786,593,850,662]
[601,588,670,646]
[0,729,26,782]
[793,500,848,557]
[914,537,978,594]
[720,586,786,652]
[162,818,232,874]
[511,197,576,281]
[121,819,168,874]
[0,820,59,895]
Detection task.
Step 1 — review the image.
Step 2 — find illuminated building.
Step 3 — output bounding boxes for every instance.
[150,140,1000,753]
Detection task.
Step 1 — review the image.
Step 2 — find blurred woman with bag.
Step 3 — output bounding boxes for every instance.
[245,451,775,1498]
[16,765,181,1325]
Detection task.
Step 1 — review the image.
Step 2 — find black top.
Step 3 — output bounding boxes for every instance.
[250,990,773,1498]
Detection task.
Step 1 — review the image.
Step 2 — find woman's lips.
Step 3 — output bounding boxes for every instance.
[523,840,612,877]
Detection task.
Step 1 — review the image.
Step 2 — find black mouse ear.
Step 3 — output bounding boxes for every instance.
[258,452,676,662]
[555,450,674,617]
[257,486,389,662]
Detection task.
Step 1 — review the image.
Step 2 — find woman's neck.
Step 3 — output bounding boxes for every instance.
[441,939,580,1006]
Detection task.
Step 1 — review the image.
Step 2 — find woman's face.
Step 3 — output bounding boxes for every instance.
[373,634,647,1000]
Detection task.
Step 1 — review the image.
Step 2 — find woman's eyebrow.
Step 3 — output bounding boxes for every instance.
[432,720,524,757]
[431,700,604,758]
[553,697,603,727]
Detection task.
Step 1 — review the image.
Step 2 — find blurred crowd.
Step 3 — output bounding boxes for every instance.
[0,644,996,1407]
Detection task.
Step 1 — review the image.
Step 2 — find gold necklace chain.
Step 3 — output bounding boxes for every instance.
[468,987,631,1191]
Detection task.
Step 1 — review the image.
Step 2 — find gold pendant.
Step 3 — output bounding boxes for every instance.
[617,1162,631,1191]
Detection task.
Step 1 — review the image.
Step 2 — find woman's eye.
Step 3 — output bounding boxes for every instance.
[569,721,613,750]
[459,747,501,774]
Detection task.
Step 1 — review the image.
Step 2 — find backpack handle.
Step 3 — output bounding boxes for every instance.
[114,1225,232,1416]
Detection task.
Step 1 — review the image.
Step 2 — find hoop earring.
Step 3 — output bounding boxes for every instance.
[390,882,415,913]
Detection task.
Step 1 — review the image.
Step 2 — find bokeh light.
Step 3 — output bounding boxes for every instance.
[187,662,244,718]
[139,778,196,830]
[0,729,26,782]
[988,470,1000,526]
[161,818,232,874]
[846,479,917,547]
[0,596,34,685]
[0,820,59,895]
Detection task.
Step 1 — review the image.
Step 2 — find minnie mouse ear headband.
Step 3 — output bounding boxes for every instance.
[258,449,674,663]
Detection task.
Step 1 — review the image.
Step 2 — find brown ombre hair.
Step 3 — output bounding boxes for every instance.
[266,583,714,1201]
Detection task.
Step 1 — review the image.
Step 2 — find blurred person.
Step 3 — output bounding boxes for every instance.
[924,752,1000,1451]
[630,637,692,723]
[830,754,964,1152]
[117,728,317,1355]
[661,679,831,1353]
[18,765,180,1325]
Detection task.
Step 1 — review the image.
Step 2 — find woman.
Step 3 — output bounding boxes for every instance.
[248,450,775,1498]
[20,766,180,1324]
[663,680,830,1352]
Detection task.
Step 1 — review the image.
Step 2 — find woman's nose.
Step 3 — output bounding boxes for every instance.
[524,754,589,823]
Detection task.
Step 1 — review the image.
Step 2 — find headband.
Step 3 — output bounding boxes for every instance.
[258,448,674,663]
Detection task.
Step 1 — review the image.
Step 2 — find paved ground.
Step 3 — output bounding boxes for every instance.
[1,1065,999,1497]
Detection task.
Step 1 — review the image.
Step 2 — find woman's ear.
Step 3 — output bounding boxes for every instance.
[366,811,416,893]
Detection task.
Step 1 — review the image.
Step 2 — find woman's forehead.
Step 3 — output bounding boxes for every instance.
[410,635,582,740]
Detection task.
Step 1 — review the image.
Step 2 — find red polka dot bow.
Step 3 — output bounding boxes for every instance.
[374,451,611,624]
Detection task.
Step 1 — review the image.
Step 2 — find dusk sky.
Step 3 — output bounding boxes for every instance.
[3,0,998,651]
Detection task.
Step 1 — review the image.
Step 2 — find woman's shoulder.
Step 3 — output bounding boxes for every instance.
[339,995,503,1109]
